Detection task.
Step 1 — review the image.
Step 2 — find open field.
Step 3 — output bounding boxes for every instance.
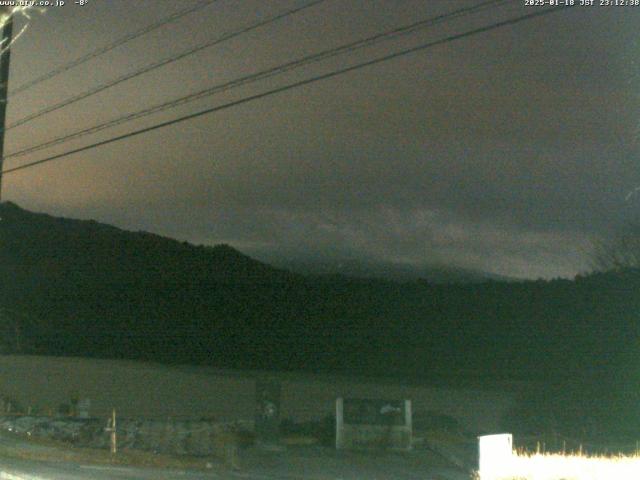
[0,354,504,478]
[0,355,519,433]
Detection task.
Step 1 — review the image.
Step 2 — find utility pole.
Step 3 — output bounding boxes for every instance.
[0,7,13,202]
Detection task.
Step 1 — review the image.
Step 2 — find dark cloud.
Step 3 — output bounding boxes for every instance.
[3,0,639,278]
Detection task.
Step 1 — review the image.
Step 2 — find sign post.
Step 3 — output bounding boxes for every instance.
[335,397,412,451]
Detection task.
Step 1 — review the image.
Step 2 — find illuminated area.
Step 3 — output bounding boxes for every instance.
[477,452,640,480]
[0,6,36,53]
[0,5,34,21]
[478,434,514,479]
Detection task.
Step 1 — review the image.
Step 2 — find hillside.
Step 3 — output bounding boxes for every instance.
[0,203,638,391]
[0,201,299,362]
[0,201,292,285]
[254,252,517,283]
[0,202,639,435]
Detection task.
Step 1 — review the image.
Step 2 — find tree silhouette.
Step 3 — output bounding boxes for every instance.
[591,223,640,271]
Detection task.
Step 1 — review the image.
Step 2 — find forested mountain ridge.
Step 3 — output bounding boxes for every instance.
[0,202,637,392]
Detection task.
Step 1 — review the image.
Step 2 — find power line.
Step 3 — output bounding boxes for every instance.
[3,0,328,132]
[1,5,571,177]
[10,0,220,97]
[5,0,511,161]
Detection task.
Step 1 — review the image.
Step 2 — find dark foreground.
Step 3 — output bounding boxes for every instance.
[0,445,471,480]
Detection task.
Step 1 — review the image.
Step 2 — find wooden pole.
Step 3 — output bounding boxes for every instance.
[109,408,117,454]
[335,398,344,450]
[0,7,13,201]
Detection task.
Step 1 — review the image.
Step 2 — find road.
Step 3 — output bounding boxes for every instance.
[0,448,471,480]
[0,429,471,479]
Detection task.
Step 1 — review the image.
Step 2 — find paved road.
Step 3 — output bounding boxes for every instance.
[0,429,472,480]
[0,449,471,480]
[0,457,220,480]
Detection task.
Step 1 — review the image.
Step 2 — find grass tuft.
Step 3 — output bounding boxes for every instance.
[476,449,640,480]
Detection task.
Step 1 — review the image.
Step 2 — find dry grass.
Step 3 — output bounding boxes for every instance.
[476,449,640,480]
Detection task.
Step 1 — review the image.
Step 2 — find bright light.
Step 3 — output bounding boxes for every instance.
[0,6,39,54]
[478,434,514,479]
[477,450,640,480]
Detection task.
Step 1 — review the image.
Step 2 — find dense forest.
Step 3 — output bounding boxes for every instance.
[1,201,638,435]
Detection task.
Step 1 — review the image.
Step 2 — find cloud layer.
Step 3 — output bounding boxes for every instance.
[5,0,639,278]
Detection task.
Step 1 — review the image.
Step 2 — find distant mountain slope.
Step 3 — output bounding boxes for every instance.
[256,253,516,283]
[0,201,299,363]
[0,201,292,286]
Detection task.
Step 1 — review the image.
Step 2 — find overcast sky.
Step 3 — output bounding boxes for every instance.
[2,0,638,279]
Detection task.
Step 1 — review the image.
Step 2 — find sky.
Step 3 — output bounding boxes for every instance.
[1,0,639,279]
